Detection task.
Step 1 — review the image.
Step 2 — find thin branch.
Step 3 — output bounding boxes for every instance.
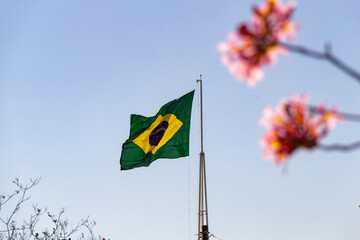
[82,218,96,240]
[0,218,6,226]
[318,140,360,152]
[0,178,40,208]
[281,42,360,84]
[0,228,24,233]
[4,178,41,239]
[26,206,46,240]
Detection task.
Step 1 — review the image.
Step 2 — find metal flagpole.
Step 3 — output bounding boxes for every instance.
[196,75,209,240]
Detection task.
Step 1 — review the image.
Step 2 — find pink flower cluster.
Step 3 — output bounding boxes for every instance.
[218,0,298,86]
[259,94,343,164]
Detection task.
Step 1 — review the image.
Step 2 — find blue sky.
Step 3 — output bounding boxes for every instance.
[1,0,360,239]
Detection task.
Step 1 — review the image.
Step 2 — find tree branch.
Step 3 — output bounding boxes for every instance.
[0,178,41,240]
[1,178,102,240]
[318,140,360,152]
[281,42,360,84]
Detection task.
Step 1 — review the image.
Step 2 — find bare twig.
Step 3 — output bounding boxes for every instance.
[318,140,360,152]
[0,177,41,240]
[281,42,360,84]
[0,178,40,210]
[1,178,102,240]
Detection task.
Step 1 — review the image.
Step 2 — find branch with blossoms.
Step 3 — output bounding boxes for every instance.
[218,0,360,163]
[217,0,360,86]
[259,94,360,163]
[218,0,299,87]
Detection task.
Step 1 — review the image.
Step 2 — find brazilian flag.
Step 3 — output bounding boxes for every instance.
[120,90,195,170]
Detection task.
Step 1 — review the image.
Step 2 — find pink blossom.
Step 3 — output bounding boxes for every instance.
[259,94,343,164]
[218,0,299,86]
